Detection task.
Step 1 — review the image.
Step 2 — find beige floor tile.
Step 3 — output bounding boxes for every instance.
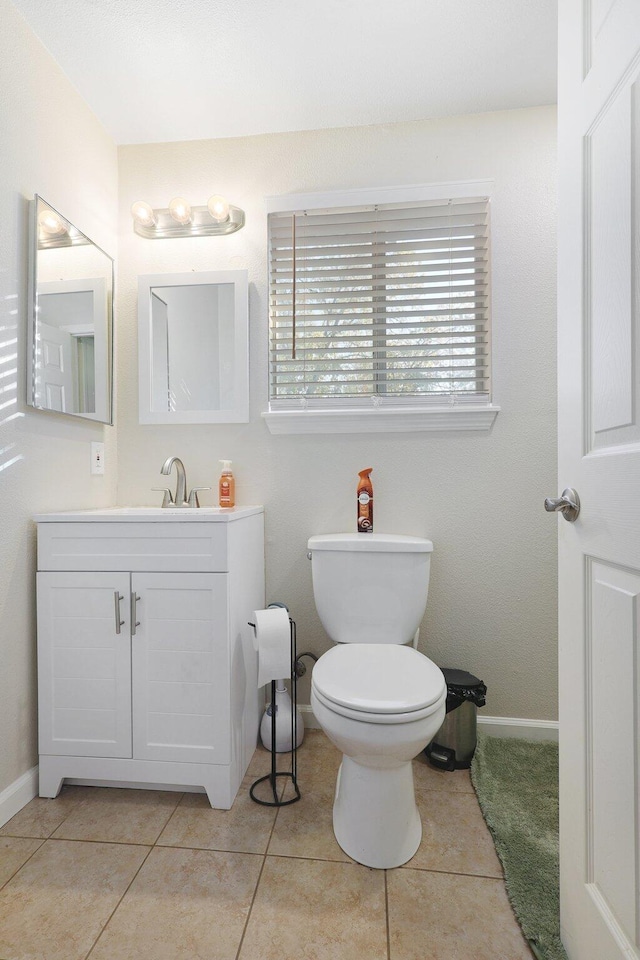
[89,846,262,960]
[0,786,85,839]
[157,774,278,854]
[244,743,291,801]
[0,839,149,960]
[247,742,278,778]
[264,729,346,861]
[268,778,349,862]
[52,787,181,845]
[0,837,43,887]
[295,729,342,785]
[388,868,534,960]
[239,855,387,960]
[413,753,475,794]
[407,787,503,877]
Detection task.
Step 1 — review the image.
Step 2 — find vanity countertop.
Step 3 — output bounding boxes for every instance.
[34,506,264,523]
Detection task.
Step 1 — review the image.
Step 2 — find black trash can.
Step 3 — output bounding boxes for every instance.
[425,668,487,770]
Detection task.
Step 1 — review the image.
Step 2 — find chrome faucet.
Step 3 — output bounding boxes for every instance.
[157,457,210,508]
[160,456,188,508]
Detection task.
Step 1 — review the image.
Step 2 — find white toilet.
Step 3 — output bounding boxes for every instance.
[308,533,447,869]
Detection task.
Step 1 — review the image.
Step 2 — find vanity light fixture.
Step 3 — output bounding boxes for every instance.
[207,194,230,223]
[168,197,191,225]
[131,195,245,239]
[35,201,90,249]
[38,208,67,237]
[131,200,157,228]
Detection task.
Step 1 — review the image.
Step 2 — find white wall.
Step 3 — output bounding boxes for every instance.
[0,0,118,794]
[118,106,558,720]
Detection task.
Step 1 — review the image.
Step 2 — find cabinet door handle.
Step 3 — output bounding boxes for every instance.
[114,592,125,634]
[131,593,141,635]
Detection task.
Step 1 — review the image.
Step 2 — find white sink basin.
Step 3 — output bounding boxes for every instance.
[34,505,263,522]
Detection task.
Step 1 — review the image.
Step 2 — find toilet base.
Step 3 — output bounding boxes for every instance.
[332,756,422,869]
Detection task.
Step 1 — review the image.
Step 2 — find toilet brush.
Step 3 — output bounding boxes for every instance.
[260,680,304,752]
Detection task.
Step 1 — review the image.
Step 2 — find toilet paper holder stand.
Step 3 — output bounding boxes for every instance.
[248,609,301,807]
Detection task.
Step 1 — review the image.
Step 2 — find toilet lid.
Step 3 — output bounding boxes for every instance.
[312,644,446,715]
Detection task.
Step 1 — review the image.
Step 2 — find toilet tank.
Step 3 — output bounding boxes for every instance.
[307,533,433,644]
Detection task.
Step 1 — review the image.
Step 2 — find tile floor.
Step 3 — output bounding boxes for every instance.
[0,731,533,960]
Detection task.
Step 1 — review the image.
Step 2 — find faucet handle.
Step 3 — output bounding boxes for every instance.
[152,488,174,508]
[188,487,211,508]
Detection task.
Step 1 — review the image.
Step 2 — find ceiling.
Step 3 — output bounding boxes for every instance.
[10,0,558,145]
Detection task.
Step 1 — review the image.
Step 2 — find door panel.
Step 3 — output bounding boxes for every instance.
[588,84,633,440]
[37,572,132,758]
[587,72,640,449]
[37,322,73,413]
[588,560,640,945]
[131,573,229,764]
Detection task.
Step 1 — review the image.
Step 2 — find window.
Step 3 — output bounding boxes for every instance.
[264,188,498,434]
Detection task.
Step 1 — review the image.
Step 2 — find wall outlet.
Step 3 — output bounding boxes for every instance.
[90,441,105,475]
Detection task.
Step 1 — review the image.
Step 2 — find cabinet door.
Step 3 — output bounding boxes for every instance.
[131,573,229,764]
[37,572,132,758]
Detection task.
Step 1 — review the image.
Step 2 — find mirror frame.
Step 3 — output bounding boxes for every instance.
[137,270,249,424]
[27,195,114,425]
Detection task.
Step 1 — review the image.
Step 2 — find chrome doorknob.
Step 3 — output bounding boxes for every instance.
[544,488,580,522]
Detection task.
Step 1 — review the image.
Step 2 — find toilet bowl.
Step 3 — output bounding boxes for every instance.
[311,643,446,868]
[307,533,446,869]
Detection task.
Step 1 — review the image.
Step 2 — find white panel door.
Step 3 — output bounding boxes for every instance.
[131,573,230,764]
[558,1,640,957]
[37,572,132,758]
[36,321,74,412]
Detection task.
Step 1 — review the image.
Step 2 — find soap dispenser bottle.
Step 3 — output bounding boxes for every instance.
[357,468,373,533]
[219,460,235,507]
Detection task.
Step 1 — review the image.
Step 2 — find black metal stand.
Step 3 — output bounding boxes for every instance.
[249,617,301,807]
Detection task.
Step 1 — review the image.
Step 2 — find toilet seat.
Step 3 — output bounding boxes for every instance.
[312,643,446,725]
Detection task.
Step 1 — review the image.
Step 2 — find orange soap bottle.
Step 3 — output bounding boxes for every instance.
[219,460,235,508]
[357,468,373,533]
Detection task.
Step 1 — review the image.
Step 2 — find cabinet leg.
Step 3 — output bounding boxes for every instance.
[38,758,64,798]
[203,777,232,810]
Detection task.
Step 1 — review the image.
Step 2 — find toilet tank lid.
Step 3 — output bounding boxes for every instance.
[308,533,433,553]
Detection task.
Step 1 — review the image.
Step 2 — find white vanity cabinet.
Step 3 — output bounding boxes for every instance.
[35,507,264,808]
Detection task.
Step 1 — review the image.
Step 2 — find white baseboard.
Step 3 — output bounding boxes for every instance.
[0,765,39,828]
[299,704,321,729]
[478,716,558,742]
[299,704,558,742]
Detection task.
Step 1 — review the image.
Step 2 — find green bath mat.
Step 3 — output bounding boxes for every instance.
[471,734,567,960]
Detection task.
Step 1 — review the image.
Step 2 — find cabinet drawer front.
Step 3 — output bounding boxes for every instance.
[37,572,132,758]
[38,522,229,572]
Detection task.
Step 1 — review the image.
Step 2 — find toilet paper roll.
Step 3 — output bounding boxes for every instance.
[252,607,291,688]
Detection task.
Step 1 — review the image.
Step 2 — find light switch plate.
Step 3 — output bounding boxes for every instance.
[90,441,105,475]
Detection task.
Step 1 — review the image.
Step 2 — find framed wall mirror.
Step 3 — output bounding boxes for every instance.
[138,270,249,424]
[27,195,114,424]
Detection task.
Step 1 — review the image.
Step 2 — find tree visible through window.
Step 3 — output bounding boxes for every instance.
[268,197,491,408]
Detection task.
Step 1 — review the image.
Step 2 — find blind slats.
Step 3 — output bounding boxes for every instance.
[268,197,490,403]
[271,225,487,247]
[271,312,484,332]
[270,272,486,286]
[272,332,486,345]
[271,239,488,261]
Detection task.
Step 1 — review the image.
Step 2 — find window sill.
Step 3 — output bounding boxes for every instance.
[262,405,500,436]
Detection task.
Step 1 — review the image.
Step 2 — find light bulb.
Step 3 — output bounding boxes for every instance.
[168,197,192,225]
[207,194,230,223]
[38,209,67,236]
[131,200,157,228]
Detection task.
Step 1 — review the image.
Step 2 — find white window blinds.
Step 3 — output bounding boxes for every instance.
[268,197,491,408]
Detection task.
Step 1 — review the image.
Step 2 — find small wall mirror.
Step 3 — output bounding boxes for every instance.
[138,270,249,424]
[27,196,114,424]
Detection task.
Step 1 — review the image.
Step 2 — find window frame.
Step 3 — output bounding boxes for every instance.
[263,180,500,435]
